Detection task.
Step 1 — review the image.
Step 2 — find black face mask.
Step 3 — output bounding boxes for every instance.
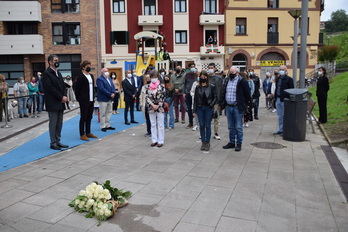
[200,78,207,83]
[146,81,151,84]
[229,73,236,79]
[164,79,170,83]
[274,72,279,76]
[85,67,91,72]
[176,69,181,74]
[54,62,60,68]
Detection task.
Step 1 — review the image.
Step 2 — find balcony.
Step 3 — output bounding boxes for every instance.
[0,1,41,22]
[138,15,163,26]
[267,32,279,44]
[200,45,225,57]
[199,14,224,25]
[0,35,43,55]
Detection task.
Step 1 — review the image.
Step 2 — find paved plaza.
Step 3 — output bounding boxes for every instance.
[0,98,347,232]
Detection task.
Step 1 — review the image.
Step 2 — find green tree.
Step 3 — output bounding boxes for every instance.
[325,10,348,32]
[318,45,340,79]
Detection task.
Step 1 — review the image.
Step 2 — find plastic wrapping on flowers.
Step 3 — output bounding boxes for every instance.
[69,181,132,226]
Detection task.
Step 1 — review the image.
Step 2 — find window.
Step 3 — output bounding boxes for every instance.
[144,0,156,15]
[51,0,80,13]
[110,31,129,45]
[205,0,217,14]
[236,18,246,35]
[268,18,278,32]
[175,31,187,44]
[57,54,81,80]
[113,0,125,13]
[175,0,186,13]
[6,22,38,34]
[0,55,24,87]
[268,0,278,8]
[52,22,81,45]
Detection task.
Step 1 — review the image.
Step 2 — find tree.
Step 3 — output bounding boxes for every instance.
[325,10,348,32]
[318,45,340,79]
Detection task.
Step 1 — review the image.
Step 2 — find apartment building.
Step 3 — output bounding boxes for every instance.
[100,0,226,79]
[0,0,100,87]
[225,0,324,78]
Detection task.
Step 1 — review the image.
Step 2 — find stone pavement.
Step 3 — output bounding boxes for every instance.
[0,98,347,232]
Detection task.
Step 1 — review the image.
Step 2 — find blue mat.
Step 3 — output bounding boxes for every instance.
[0,109,145,172]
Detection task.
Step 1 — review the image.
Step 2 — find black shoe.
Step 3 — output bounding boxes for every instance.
[273,131,282,135]
[131,120,138,124]
[24,114,28,117]
[223,143,235,149]
[19,115,23,118]
[57,143,69,148]
[125,122,130,125]
[175,119,179,123]
[254,116,259,120]
[107,127,115,130]
[50,145,61,150]
[102,128,108,132]
[235,144,242,152]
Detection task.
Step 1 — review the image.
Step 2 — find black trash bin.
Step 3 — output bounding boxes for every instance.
[283,88,308,141]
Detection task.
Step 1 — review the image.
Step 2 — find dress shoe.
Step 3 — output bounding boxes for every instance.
[101,128,108,132]
[273,131,282,135]
[107,127,115,130]
[205,142,210,151]
[200,142,206,151]
[254,116,259,120]
[175,119,179,123]
[186,123,193,129]
[57,143,69,148]
[80,135,90,141]
[86,133,98,138]
[50,145,61,150]
[125,122,130,125]
[151,142,158,147]
[24,114,28,117]
[223,143,235,149]
[157,143,163,148]
[235,144,242,152]
[130,120,138,124]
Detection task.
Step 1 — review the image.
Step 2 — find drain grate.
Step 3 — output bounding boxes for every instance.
[251,142,286,149]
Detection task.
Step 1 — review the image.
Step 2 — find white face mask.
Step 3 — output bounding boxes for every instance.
[133,72,137,76]
[104,72,109,77]
[318,71,323,76]
[151,78,158,83]
[112,75,116,78]
[190,68,196,72]
[127,74,132,78]
[161,72,165,76]
[208,69,214,74]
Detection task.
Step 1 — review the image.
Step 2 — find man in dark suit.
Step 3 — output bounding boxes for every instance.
[74,60,98,141]
[42,54,69,150]
[132,69,143,111]
[122,70,138,125]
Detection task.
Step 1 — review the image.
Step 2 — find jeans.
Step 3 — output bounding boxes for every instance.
[253,97,259,117]
[28,94,37,114]
[196,106,214,142]
[226,106,244,144]
[38,94,44,112]
[149,112,165,144]
[275,98,284,132]
[164,97,174,128]
[174,95,186,121]
[185,94,193,124]
[18,97,28,116]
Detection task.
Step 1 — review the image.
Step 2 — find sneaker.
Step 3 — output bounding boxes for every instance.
[200,142,206,151]
[245,123,249,128]
[192,125,198,131]
[144,133,151,137]
[175,119,179,123]
[205,142,210,151]
[181,120,185,124]
[235,144,242,152]
[273,131,283,135]
[272,109,277,113]
[214,133,221,140]
[223,143,235,149]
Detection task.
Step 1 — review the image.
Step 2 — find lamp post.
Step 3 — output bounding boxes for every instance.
[299,0,309,89]
[288,9,301,87]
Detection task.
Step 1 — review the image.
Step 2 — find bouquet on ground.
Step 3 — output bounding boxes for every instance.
[69,180,132,225]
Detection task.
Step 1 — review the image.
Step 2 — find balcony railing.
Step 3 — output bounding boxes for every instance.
[199,14,224,25]
[0,35,43,55]
[138,15,163,26]
[0,1,41,22]
[200,45,224,56]
[267,32,279,44]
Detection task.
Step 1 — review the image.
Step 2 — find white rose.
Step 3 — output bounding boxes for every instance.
[86,192,93,199]
[105,194,111,200]
[78,202,85,209]
[87,199,95,206]
[75,199,80,205]
[91,183,97,187]
[105,209,112,217]
[79,190,86,196]
[102,189,110,195]
[97,202,103,208]
[96,185,103,194]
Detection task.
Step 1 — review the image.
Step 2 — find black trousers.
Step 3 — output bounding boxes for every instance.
[317,94,327,123]
[79,101,94,136]
[124,99,135,123]
[135,93,141,110]
[145,106,151,134]
[112,93,120,111]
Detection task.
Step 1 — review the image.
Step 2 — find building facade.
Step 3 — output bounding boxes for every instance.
[100,0,226,80]
[0,0,100,87]
[225,0,324,79]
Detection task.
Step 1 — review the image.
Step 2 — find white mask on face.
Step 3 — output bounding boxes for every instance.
[208,69,214,74]
[318,71,323,76]
[104,72,109,77]
[161,72,165,76]
[151,78,158,83]
[112,75,116,78]
[127,74,132,78]
[133,72,137,76]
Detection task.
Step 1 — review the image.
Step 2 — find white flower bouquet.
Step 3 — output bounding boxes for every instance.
[69,181,132,225]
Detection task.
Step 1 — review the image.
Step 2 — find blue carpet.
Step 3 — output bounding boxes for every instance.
[0,109,145,172]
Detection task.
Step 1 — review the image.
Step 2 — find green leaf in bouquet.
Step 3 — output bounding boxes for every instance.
[107,202,113,210]
[85,211,95,218]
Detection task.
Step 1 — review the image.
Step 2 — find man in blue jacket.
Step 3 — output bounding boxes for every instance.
[96,68,116,132]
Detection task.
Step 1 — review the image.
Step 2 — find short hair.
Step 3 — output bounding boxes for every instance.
[125,70,131,74]
[208,63,216,68]
[150,69,159,78]
[80,60,91,69]
[47,54,58,63]
[188,62,195,68]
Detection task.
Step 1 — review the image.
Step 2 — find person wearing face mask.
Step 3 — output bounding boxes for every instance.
[163,75,175,130]
[110,72,120,114]
[159,68,166,83]
[96,67,116,131]
[171,65,186,124]
[74,61,98,141]
[0,74,9,122]
[146,70,166,147]
[220,66,251,152]
[316,67,330,124]
[122,70,138,125]
[13,77,29,118]
[262,72,273,109]
[207,63,223,140]
[27,76,39,115]
[37,72,45,113]
[273,65,294,136]
[193,70,218,151]
[132,69,143,111]
[183,63,197,128]
[248,68,260,120]
[140,74,152,137]
[42,54,69,150]
[64,75,76,108]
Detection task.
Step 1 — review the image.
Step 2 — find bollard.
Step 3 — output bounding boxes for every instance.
[1,97,13,128]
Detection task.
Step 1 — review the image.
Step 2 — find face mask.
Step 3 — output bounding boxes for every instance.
[229,73,236,79]
[112,75,116,78]
[104,72,109,77]
[31,80,36,83]
[146,80,151,84]
[164,79,170,83]
[274,72,279,76]
[176,69,181,74]
[21,80,24,84]
[208,69,214,74]
[54,62,60,68]
[190,68,195,72]
[133,72,137,76]
[151,78,158,83]
[85,67,91,72]
[197,77,200,81]
[249,72,253,76]
[127,74,132,78]
[161,72,165,76]
[279,70,285,76]
[200,78,207,83]
[318,71,323,76]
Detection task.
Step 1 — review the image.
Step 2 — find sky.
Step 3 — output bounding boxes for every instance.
[321,0,348,21]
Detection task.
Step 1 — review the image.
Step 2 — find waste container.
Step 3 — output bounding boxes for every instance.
[283,88,308,141]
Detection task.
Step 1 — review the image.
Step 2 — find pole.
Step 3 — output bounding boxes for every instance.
[293,18,298,87]
[1,97,13,128]
[299,0,308,89]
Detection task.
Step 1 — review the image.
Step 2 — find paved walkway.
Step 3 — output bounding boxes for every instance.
[0,98,347,232]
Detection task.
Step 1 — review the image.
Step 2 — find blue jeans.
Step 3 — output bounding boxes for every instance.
[28,94,38,114]
[226,106,244,144]
[185,94,193,124]
[253,97,259,117]
[196,106,214,142]
[18,97,28,116]
[164,98,174,128]
[276,98,284,132]
[38,94,44,112]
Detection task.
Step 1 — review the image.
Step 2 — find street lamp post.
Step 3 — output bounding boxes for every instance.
[299,0,309,89]
[288,9,301,87]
